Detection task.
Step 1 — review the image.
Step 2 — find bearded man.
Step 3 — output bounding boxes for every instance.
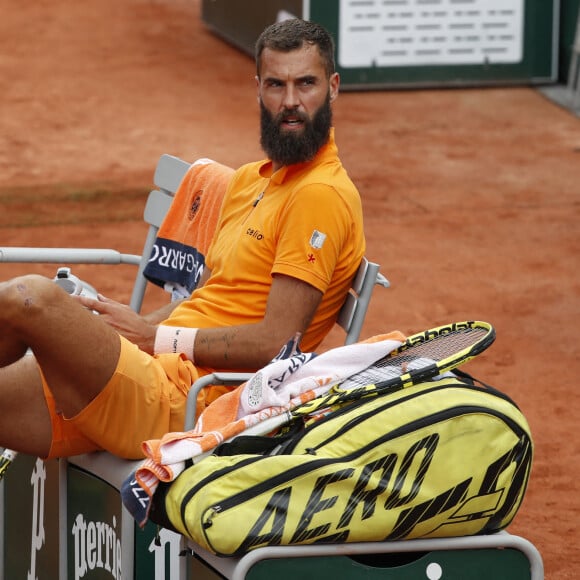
[0,18,365,460]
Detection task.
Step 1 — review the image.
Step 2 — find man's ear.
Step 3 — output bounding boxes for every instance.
[329,72,340,102]
[255,75,261,104]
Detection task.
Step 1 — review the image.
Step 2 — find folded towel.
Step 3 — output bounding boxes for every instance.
[143,158,234,299]
[121,331,406,526]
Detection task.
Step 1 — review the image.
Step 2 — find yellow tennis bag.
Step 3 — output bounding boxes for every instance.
[151,373,533,556]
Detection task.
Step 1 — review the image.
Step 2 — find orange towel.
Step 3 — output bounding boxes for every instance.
[143,158,234,298]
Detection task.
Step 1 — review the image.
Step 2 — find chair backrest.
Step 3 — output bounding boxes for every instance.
[337,257,389,345]
[128,155,192,311]
[130,155,389,345]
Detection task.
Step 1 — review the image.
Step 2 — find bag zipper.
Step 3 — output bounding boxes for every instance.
[282,381,513,454]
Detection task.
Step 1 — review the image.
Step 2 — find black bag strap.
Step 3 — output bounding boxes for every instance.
[452,369,521,409]
[213,420,305,457]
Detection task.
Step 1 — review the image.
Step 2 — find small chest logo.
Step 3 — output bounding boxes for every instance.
[246,227,264,241]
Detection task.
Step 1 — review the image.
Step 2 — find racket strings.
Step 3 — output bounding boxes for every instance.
[339,326,489,391]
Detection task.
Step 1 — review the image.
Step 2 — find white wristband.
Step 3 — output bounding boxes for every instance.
[154,326,198,362]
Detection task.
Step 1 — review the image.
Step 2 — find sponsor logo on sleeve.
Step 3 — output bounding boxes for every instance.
[309,230,326,249]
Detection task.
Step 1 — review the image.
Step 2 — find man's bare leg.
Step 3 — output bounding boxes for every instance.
[0,274,122,457]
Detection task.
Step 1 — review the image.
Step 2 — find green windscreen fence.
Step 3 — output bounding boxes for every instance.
[202,0,559,89]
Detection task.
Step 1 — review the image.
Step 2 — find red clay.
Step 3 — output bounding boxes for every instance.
[1,0,579,576]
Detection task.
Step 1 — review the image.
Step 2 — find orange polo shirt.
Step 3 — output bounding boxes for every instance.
[165,129,365,353]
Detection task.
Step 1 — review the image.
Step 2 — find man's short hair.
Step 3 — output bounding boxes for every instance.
[255,19,336,79]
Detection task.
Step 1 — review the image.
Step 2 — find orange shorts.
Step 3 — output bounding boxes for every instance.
[44,336,208,459]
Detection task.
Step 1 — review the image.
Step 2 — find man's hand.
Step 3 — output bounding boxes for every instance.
[75,294,157,353]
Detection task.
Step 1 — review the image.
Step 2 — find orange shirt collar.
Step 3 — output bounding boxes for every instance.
[258,128,337,184]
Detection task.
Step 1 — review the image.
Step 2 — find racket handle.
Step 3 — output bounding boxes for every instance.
[0,448,17,481]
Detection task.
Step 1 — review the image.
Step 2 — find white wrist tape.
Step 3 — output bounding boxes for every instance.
[154,326,198,362]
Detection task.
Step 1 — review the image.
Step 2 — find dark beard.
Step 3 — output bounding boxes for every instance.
[259,94,332,167]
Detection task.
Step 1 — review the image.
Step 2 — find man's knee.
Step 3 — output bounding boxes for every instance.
[0,274,61,321]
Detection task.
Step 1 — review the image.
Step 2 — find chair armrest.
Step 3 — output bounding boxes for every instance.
[0,247,141,266]
[184,372,253,430]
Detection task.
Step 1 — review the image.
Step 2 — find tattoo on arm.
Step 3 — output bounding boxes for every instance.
[198,328,240,362]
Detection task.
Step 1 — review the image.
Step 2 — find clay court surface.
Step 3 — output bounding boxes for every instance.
[0,0,579,576]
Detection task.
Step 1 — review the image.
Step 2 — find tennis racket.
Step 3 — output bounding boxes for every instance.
[289,319,495,417]
[0,448,17,481]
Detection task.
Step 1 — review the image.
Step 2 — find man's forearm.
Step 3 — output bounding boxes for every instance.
[153,322,289,370]
[193,324,290,370]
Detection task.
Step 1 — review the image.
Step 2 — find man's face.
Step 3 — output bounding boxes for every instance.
[256,44,339,168]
